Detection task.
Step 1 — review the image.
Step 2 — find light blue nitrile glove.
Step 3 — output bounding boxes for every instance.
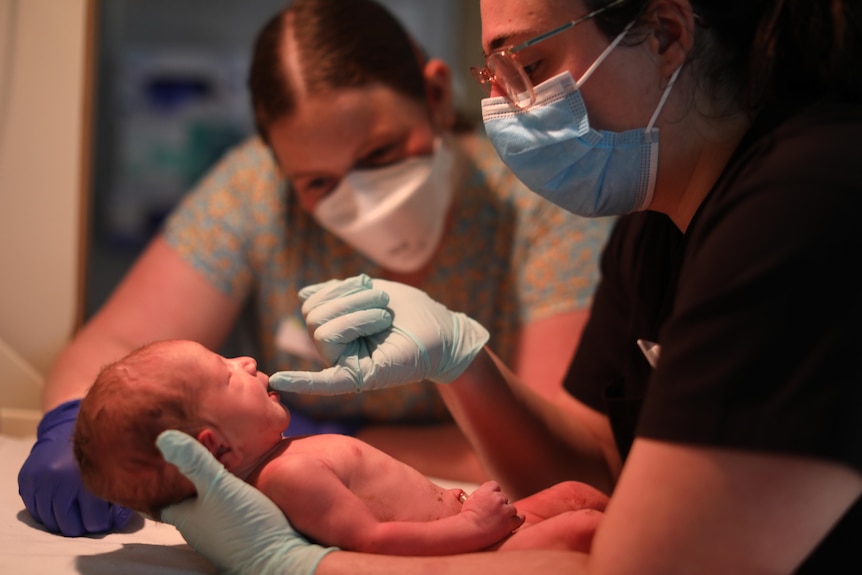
[295,273,393,366]
[18,399,133,536]
[156,430,336,575]
[269,274,490,395]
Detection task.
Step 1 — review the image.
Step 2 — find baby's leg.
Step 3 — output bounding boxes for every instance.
[497,508,604,552]
[514,480,608,524]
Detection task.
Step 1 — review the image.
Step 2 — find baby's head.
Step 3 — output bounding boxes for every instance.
[74,340,209,516]
[75,339,289,517]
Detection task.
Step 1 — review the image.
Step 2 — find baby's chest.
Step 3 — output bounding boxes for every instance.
[351,471,458,522]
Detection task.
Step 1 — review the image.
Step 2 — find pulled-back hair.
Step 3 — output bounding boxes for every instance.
[73,342,208,517]
[248,0,428,140]
[586,0,862,116]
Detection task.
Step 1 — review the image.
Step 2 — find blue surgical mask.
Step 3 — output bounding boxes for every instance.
[481,27,680,218]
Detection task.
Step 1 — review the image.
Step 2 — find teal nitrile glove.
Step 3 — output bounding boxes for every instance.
[297,274,393,366]
[156,430,336,575]
[269,274,490,395]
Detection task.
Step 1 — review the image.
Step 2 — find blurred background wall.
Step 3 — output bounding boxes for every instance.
[0,0,91,424]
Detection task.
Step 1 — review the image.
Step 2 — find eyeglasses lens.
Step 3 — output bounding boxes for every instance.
[489,52,534,108]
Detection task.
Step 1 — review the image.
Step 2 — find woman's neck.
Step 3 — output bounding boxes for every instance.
[653,110,750,232]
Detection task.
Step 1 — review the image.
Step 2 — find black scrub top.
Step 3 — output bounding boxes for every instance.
[564,98,862,573]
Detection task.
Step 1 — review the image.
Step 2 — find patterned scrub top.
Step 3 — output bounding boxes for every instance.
[162,132,614,424]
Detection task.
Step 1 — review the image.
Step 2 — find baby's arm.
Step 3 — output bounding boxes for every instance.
[265,459,523,556]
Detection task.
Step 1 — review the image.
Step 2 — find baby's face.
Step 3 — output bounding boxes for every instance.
[183,342,290,458]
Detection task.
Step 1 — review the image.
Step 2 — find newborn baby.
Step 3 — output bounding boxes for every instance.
[74,339,607,555]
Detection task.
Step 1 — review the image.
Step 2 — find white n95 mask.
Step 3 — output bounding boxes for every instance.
[312,137,455,273]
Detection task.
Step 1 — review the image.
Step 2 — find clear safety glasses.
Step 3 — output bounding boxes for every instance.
[470,0,625,110]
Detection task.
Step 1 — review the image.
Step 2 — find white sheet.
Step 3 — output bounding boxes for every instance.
[1,434,217,574]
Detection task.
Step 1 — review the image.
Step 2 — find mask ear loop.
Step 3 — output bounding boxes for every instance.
[647,66,682,130]
[575,20,637,88]
[638,66,680,212]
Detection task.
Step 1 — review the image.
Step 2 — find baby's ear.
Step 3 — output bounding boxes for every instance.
[195,428,243,471]
[196,428,220,454]
[196,428,235,468]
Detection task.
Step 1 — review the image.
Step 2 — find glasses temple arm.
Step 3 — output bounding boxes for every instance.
[513,0,628,53]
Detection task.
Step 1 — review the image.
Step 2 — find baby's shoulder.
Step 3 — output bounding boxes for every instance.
[288,433,367,453]
[254,447,323,492]
[272,435,365,470]
[255,436,363,494]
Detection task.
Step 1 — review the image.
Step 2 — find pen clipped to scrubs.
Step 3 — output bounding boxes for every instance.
[636,339,660,368]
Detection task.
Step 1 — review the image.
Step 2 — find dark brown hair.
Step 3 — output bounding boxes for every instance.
[586,0,862,115]
[248,0,431,141]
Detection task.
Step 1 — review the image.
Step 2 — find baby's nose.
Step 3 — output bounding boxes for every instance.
[238,356,257,372]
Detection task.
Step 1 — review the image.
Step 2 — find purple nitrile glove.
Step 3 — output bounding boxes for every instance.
[18,399,134,536]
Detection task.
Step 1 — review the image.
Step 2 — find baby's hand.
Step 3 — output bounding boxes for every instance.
[459,480,525,548]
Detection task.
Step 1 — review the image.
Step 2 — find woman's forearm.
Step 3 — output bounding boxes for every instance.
[352,512,518,557]
[42,326,135,411]
[437,348,618,498]
[316,549,589,575]
[43,237,243,411]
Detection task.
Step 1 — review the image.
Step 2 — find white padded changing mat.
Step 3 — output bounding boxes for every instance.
[0,434,217,574]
